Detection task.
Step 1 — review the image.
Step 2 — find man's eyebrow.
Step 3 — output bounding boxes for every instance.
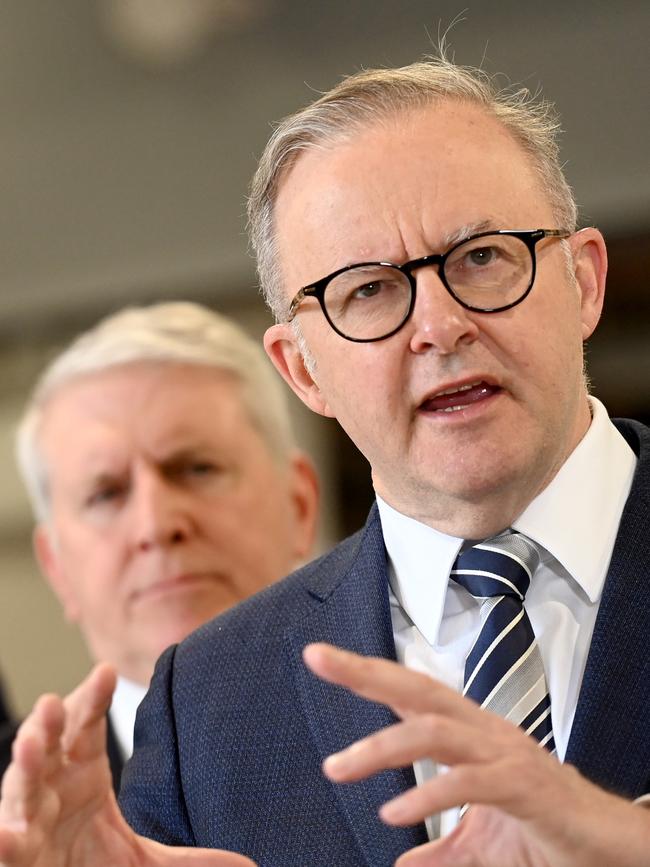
[158,444,218,466]
[84,469,124,487]
[74,470,126,502]
[443,219,496,247]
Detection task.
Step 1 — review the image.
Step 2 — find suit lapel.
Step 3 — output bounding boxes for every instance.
[566,420,650,798]
[286,505,427,866]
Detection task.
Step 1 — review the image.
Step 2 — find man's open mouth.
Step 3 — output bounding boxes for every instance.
[420,380,501,413]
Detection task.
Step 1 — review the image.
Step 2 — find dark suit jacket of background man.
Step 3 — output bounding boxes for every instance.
[0,678,18,778]
[0,721,18,781]
[119,418,650,867]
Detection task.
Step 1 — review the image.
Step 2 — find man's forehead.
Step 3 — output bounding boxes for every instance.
[38,364,253,452]
[273,101,545,288]
[278,99,524,184]
[41,362,240,413]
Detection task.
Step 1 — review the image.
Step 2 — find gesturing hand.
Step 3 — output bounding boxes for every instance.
[304,643,650,867]
[0,665,255,867]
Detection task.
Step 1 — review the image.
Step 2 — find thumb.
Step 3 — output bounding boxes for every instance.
[147,841,258,866]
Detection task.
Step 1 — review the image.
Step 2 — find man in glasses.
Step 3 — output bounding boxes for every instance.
[1,56,648,867]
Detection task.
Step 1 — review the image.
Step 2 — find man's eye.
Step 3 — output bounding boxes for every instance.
[352,281,383,299]
[188,462,215,475]
[86,487,122,508]
[175,461,221,479]
[466,246,498,266]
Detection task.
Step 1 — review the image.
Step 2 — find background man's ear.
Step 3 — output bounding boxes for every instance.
[264,323,335,417]
[286,451,320,561]
[33,525,81,622]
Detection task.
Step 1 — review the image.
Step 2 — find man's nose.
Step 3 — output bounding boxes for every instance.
[407,266,480,355]
[130,473,192,551]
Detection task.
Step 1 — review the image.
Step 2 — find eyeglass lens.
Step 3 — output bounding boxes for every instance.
[323,233,533,340]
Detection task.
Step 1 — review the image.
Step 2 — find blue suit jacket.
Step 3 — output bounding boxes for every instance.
[120,419,650,866]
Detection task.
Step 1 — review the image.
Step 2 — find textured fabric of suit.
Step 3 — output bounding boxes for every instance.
[120,419,650,866]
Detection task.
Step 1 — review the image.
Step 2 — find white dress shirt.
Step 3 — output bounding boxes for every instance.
[377,397,637,838]
[108,677,147,760]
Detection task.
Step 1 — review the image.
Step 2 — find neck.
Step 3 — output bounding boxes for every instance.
[376,398,594,538]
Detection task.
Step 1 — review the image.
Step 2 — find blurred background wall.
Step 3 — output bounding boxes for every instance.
[0,0,647,715]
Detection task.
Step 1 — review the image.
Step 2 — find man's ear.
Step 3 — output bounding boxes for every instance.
[570,227,608,341]
[33,525,80,623]
[264,323,335,418]
[286,451,320,561]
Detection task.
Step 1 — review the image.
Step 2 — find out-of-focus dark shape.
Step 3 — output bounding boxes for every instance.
[99,0,271,66]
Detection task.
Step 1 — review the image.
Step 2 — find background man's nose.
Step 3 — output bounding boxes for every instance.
[130,473,192,551]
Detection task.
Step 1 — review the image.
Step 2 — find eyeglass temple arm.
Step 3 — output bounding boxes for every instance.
[287,288,307,322]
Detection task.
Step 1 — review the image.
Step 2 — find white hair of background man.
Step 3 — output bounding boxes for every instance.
[16,301,297,523]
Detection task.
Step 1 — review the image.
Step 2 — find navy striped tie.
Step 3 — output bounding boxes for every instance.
[451,532,555,753]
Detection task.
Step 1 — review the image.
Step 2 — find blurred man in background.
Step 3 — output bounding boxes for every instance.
[0,301,319,789]
[0,679,17,778]
[0,681,14,731]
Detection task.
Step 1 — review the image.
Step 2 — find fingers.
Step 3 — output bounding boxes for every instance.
[303,643,502,729]
[323,715,495,784]
[0,694,64,820]
[61,663,116,758]
[0,695,66,863]
[380,764,513,826]
[321,710,545,826]
[0,665,118,865]
[394,835,468,867]
[145,838,259,865]
[305,645,565,829]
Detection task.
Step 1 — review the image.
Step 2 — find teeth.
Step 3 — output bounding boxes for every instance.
[436,380,481,397]
[441,404,470,412]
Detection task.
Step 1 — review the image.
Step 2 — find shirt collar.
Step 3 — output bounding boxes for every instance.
[108,676,148,759]
[377,495,463,645]
[512,396,636,604]
[376,396,636,642]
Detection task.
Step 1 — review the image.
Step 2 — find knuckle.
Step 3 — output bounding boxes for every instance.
[420,712,443,741]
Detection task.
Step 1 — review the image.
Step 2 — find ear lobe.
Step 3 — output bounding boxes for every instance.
[570,228,608,340]
[286,452,320,560]
[33,525,81,623]
[264,324,334,418]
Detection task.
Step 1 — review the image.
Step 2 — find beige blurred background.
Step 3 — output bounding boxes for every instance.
[0,0,648,716]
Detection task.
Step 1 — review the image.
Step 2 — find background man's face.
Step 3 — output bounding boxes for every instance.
[35,362,317,683]
[267,100,605,535]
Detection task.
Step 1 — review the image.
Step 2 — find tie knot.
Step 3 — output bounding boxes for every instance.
[451,531,540,601]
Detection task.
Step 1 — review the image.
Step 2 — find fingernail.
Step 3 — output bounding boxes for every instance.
[323,752,344,776]
[379,797,407,823]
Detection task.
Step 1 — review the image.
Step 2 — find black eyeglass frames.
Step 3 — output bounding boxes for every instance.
[286,228,571,343]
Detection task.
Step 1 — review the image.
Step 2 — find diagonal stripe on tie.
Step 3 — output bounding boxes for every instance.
[451,531,555,752]
[464,597,533,697]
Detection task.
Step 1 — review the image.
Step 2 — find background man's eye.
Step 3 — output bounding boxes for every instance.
[87,487,121,507]
[182,461,222,478]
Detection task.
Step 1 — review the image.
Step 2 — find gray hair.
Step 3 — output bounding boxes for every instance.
[248,55,578,320]
[16,301,296,523]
